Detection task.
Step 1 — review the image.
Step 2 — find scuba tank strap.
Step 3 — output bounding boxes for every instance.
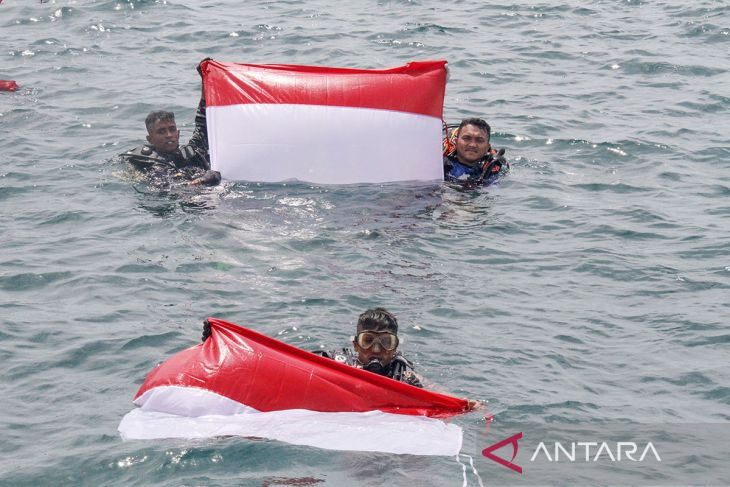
[389,352,414,383]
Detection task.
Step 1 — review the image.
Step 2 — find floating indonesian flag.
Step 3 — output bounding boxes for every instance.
[199,60,447,184]
[119,318,469,456]
[0,80,18,92]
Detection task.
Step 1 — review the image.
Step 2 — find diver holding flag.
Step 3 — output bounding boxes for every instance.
[201,308,481,412]
[202,308,422,387]
[119,62,220,187]
[443,118,508,186]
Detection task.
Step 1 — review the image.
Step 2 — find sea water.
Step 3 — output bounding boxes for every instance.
[1,1,728,486]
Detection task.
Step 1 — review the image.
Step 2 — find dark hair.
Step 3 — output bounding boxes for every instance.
[145,110,176,133]
[357,308,398,335]
[458,118,491,139]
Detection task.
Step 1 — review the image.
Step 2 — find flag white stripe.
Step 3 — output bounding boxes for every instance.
[208,104,444,184]
[119,386,463,456]
[133,385,251,416]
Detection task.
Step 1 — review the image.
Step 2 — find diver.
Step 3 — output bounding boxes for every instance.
[313,308,424,388]
[201,308,423,388]
[119,92,220,187]
[443,118,508,186]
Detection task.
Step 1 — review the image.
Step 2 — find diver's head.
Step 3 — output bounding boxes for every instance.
[145,110,180,154]
[353,308,400,373]
[455,118,491,165]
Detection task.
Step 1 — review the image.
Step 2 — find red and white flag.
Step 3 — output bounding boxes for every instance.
[199,60,447,184]
[119,318,469,456]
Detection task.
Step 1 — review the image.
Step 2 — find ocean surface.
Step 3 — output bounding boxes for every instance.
[2,0,729,486]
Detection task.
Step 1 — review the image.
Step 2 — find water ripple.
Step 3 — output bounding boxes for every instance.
[2,0,729,485]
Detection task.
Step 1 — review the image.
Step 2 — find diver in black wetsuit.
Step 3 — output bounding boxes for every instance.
[120,95,220,187]
[313,308,424,388]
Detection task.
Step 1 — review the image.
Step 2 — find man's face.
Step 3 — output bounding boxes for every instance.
[353,327,398,369]
[455,124,490,165]
[146,118,180,154]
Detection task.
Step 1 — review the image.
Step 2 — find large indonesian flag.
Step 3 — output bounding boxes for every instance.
[119,318,469,455]
[199,60,447,184]
[119,318,467,455]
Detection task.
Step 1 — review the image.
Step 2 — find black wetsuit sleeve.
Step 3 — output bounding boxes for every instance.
[196,169,221,186]
[177,95,210,170]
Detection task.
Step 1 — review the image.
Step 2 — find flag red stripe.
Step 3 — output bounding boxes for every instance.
[135,318,468,417]
[200,60,447,118]
[0,80,18,92]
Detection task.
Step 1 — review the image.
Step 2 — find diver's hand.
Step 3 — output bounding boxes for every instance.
[189,170,221,186]
[202,319,211,342]
[465,398,485,411]
[197,57,213,76]
[491,148,507,169]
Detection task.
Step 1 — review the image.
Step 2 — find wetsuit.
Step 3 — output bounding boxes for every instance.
[443,149,508,186]
[313,348,423,388]
[120,97,220,186]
